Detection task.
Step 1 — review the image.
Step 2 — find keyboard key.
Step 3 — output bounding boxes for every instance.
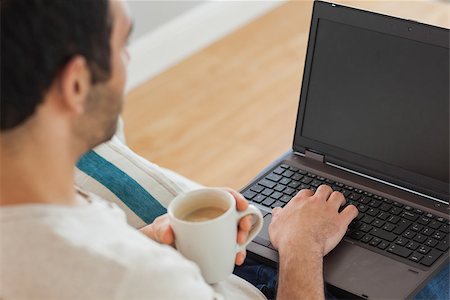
[361,235,373,243]
[409,252,424,263]
[283,187,296,196]
[379,203,392,212]
[347,193,360,201]
[393,220,412,235]
[406,241,420,251]
[420,249,443,267]
[378,240,389,250]
[373,220,385,228]
[279,178,291,185]
[401,211,418,222]
[280,164,289,169]
[359,196,371,205]
[436,239,449,252]
[326,179,335,185]
[283,170,294,178]
[425,238,438,248]
[307,173,316,178]
[377,212,390,220]
[243,190,257,200]
[360,223,373,233]
[358,204,369,213]
[404,206,413,211]
[280,195,291,203]
[421,228,434,236]
[291,173,303,181]
[362,215,375,224]
[387,215,400,224]
[317,176,326,181]
[383,198,393,204]
[417,216,432,225]
[425,213,435,219]
[271,201,285,208]
[429,221,442,230]
[298,169,307,175]
[370,228,397,242]
[395,237,410,246]
[332,185,341,191]
[300,177,312,184]
[270,191,283,200]
[298,184,310,191]
[403,230,416,239]
[436,217,446,223]
[413,234,427,243]
[260,179,276,189]
[367,208,380,217]
[311,180,322,188]
[369,200,382,208]
[414,209,424,215]
[289,181,301,189]
[431,231,445,240]
[250,185,265,193]
[411,224,423,232]
[262,188,274,196]
[393,201,404,208]
[388,244,412,258]
[348,231,365,240]
[274,184,286,192]
[382,223,395,232]
[252,195,265,204]
[417,245,431,255]
[439,225,449,233]
[369,237,382,247]
[289,166,299,172]
[341,190,351,198]
[344,185,354,191]
[273,167,285,175]
[389,207,402,216]
[262,198,275,207]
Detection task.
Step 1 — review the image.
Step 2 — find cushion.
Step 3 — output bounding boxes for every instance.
[75,135,202,228]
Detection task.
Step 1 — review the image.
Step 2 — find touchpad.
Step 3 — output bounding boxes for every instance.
[324,241,428,299]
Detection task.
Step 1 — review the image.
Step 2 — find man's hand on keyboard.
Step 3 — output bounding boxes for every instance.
[269,184,358,256]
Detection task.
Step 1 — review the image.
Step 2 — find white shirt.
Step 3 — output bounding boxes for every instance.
[0,194,266,300]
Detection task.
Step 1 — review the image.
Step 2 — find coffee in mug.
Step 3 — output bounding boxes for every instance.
[181,206,227,222]
[168,188,263,284]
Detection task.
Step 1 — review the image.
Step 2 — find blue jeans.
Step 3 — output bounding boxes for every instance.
[234,257,449,300]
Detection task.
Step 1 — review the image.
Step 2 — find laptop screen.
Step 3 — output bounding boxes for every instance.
[294,2,449,201]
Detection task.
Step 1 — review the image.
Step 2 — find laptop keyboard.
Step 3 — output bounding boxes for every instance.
[243,163,449,268]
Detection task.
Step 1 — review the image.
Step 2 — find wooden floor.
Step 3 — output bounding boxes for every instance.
[123,0,449,190]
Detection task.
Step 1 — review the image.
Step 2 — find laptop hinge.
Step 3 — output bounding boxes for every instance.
[305,149,324,163]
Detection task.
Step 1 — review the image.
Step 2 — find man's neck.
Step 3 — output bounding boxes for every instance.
[0,123,81,207]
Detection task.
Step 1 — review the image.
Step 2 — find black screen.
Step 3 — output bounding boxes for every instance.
[301,19,449,185]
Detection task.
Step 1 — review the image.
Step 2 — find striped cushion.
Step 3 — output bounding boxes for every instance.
[75,136,202,228]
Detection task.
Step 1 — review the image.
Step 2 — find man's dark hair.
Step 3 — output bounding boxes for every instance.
[1,0,112,131]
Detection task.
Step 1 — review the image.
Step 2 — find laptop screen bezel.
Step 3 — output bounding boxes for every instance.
[293,1,449,202]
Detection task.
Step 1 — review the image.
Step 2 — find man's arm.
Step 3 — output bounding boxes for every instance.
[269,185,358,300]
[277,245,324,299]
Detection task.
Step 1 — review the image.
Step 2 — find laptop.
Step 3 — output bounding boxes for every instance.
[241,1,449,299]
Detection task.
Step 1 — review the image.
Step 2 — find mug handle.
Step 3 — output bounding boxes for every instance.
[235,204,264,253]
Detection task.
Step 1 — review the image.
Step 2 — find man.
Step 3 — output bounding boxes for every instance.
[1,1,446,299]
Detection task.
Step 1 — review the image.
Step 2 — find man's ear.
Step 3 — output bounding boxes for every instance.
[58,55,91,115]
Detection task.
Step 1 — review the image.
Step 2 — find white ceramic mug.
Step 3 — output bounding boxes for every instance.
[168,188,263,284]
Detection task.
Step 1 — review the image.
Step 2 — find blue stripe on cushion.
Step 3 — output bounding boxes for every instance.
[77,151,166,223]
